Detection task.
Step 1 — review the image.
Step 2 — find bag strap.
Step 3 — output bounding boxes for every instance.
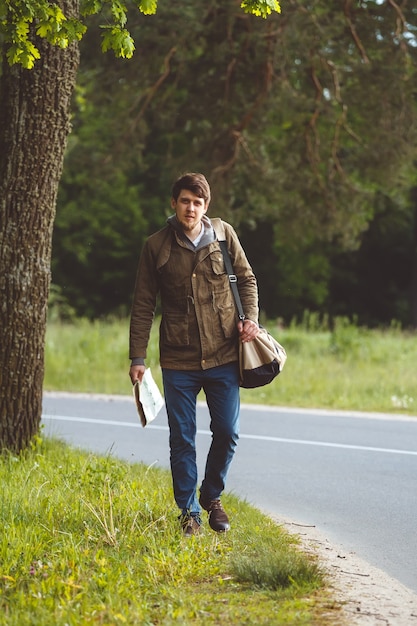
[212,219,246,322]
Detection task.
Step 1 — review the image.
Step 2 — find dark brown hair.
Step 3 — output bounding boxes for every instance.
[171,172,211,204]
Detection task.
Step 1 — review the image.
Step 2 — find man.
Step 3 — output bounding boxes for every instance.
[129,172,259,536]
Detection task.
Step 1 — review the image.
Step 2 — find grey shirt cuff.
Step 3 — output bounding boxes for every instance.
[131,357,145,366]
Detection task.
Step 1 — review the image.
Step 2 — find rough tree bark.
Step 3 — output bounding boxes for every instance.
[0,4,80,452]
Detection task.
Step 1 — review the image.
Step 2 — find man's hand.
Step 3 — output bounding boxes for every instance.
[238,319,259,342]
[129,364,145,385]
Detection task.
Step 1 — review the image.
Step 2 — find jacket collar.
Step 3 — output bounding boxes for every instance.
[167,214,216,250]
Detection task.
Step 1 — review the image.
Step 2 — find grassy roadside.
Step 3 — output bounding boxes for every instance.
[11,315,412,624]
[44,316,416,415]
[0,438,341,626]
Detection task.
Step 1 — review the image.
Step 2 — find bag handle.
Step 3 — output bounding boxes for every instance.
[212,220,246,322]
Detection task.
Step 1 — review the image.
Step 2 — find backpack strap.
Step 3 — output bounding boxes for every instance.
[211,217,225,240]
[212,218,246,321]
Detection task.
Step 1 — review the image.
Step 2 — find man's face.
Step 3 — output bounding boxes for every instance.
[171,189,208,233]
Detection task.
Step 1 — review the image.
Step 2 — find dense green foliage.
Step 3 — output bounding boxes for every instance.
[0,0,281,68]
[0,437,327,625]
[52,0,417,325]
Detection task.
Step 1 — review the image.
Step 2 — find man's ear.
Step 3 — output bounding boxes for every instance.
[170,197,177,210]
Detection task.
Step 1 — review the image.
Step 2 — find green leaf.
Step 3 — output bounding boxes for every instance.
[36,21,52,38]
[80,0,102,16]
[6,39,41,68]
[51,5,66,24]
[101,25,135,58]
[240,0,281,18]
[138,0,157,16]
[15,18,30,38]
[65,18,87,42]
[6,44,21,66]
[111,0,128,27]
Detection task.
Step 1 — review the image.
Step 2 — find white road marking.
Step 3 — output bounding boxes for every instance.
[42,414,417,457]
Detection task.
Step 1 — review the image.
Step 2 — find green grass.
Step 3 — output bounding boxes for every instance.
[0,438,338,626]
[44,315,417,415]
[34,314,416,623]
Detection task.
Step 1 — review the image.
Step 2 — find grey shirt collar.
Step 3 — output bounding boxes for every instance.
[167,214,216,250]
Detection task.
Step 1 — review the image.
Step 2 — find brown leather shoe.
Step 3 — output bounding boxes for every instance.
[200,499,230,532]
[181,515,201,537]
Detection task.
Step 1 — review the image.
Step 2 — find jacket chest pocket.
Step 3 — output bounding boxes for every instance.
[197,252,228,290]
[209,253,226,276]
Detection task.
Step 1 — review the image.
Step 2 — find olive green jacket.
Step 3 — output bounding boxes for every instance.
[129,216,258,370]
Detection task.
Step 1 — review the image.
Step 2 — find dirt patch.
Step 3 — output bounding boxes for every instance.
[274,516,417,625]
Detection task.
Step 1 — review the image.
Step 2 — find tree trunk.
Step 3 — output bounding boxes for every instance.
[0,14,79,452]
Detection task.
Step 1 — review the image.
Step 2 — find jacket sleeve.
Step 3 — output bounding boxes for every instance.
[129,239,160,360]
[224,222,259,324]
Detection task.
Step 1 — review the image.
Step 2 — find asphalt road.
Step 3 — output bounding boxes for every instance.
[42,392,417,594]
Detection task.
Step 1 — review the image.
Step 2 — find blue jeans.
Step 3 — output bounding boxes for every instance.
[162,362,240,518]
